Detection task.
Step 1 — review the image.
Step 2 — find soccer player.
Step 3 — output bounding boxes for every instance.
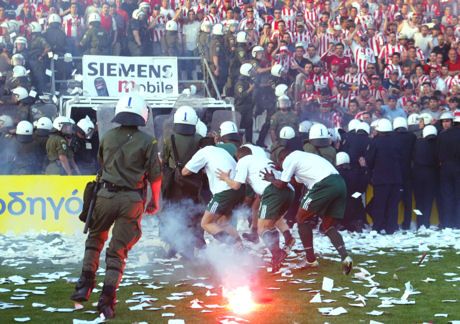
[262,149,353,275]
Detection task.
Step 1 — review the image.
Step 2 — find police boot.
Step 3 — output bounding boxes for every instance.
[97,285,116,319]
[70,271,95,302]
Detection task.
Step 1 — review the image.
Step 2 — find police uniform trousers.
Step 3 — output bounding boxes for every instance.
[82,188,143,287]
[439,162,460,229]
[412,165,437,228]
[400,175,414,230]
[369,184,401,234]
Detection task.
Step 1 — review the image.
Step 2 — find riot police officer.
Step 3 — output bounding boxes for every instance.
[11,86,34,122]
[209,23,228,96]
[303,123,336,165]
[126,9,149,56]
[226,31,249,96]
[4,66,32,94]
[34,116,53,174]
[45,116,80,175]
[10,120,41,174]
[80,13,110,55]
[72,116,98,175]
[365,119,402,234]
[392,117,416,230]
[197,21,212,63]
[234,63,255,143]
[28,22,50,95]
[44,13,69,81]
[163,20,179,56]
[71,94,162,319]
[342,121,371,169]
[0,114,15,174]
[269,95,299,144]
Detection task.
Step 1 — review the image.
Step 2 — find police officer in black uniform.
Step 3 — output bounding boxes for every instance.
[11,120,41,174]
[234,63,255,143]
[365,118,402,234]
[44,14,70,82]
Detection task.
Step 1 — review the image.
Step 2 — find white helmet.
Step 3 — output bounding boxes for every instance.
[29,21,42,33]
[52,115,73,132]
[251,45,264,58]
[240,63,253,77]
[14,36,28,48]
[0,115,14,129]
[407,113,420,126]
[220,121,238,137]
[196,119,208,137]
[277,95,291,109]
[336,151,350,166]
[419,112,433,125]
[77,116,95,139]
[279,126,295,139]
[393,116,408,130]
[298,120,313,134]
[1,20,20,33]
[173,106,198,135]
[356,121,370,134]
[275,84,288,97]
[139,1,151,11]
[16,120,34,139]
[212,23,224,35]
[11,53,25,66]
[36,117,53,130]
[166,20,178,31]
[271,64,284,77]
[48,13,62,24]
[348,119,361,132]
[88,12,101,24]
[309,123,330,140]
[201,21,212,33]
[236,31,247,43]
[439,111,454,120]
[328,127,341,143]
[12,86,29,101]
[422,125,438,138]
[375,118,393,132]
[454,114,460,123]
[12,65,27,78]
[112,94,149,126]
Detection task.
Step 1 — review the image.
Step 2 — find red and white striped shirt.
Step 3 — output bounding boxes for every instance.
[369,85,387,101]
[368,33,384,59]
[313,72,335,90]
[397,95,418,110]
[204,13,220,24]
[316,33,334,58]
[383,64,402,79]
[303,8,318,31]
[343,72,369,94]
[62,14,84,38]
[336,92,353,109]
[193,3,209,15]
[281,7,296,31]
[274,54,292,71]
[293,30,312,45]
[353,45,377,73]
[150,15,167,42]
[378,44,406,65]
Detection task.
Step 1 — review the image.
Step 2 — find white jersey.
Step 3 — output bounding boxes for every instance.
[185,146,236,195]
[241,144,268,158]
[280,151,338,189]
[234,155,277,195]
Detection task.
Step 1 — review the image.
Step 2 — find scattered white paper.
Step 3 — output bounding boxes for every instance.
[168,320,185,324]
[413,209,423,216]
[45,69,53,77]
[351,192,362,198]
[14,318,30,322]
[29,90,37,97]
[322,277,334,292]
[48,52,54,59]
[162,313,175,317]
[435,314,449,317]
[367,310,384,316]
[422,277,436,283]
[310,293,322,303]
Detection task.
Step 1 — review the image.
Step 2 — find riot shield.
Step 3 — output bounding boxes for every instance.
[96,103,156,140]
[209,110,241,134]
[30,103,59,122]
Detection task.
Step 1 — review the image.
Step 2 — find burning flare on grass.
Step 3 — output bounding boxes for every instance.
[223,285,256,314]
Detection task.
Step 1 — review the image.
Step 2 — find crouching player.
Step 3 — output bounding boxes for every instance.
[217,146,295,272]
[262,149,353,275]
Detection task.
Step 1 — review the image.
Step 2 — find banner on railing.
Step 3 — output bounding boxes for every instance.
[0,176,92,234]
[82,55,179,97]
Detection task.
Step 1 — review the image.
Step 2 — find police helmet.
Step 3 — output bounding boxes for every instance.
[407,113,421,131]
[12,65,27,78]
[29,22,42,33]
[375,118,393,133]
[12,86,29,101]
[201,21,212,33]
[112,94,149,126]
[212,23,224,35]
[309,123,330,147]
[279,126,295,140]
[196,119,208,137]
[328,127,341,143]
[251,45,264,58]
[277,95,291,109]
[347,119,361,132]
[16,120,33,143]
[439,111,454,120]
[275,84,288,97]
[0,115,14,129]
[422,125,437,138]
[1,20,20,33]
[11,53,25,66]
[419,112,433,125]
[14,36,28,48]
[166,20,178,31]
[336,151,350,166]
[271,64,284,77]
[48,13,62,25]
[240,63,253,77]
[173,105,198,135]
[88,13,101,24]
[139,2,151,12]
[77,116,95,139]
[299,120,313,134]
[53,116,73,135]
[220,121,240,142]
[393,116,408,131]
[35,117,53,136]
[236,31,247,43]
[356,121,370,134]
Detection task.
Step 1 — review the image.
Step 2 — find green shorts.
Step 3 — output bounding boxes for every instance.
[259,184,295,220]
[206,187,245,215]
[245,185,255,199]
[300,174,346,220]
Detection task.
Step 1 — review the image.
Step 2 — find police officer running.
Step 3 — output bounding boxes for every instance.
[71,94,161,319]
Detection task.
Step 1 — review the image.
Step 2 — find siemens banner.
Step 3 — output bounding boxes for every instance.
[82,55,178,97]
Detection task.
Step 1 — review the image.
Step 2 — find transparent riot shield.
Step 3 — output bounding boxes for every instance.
[30,103,59,122]
[96,103,156,140]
